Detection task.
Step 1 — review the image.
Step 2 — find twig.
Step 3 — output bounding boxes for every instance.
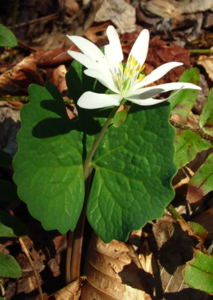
[19,237,43,300]
[170,119,213,143]
[188,49,213,54]
[0,278,6,300]
[8,13,60,29]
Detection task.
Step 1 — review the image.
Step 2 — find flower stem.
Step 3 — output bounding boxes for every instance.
[166,203,185,221]
[66,105,119,282]
[83,105,119,180]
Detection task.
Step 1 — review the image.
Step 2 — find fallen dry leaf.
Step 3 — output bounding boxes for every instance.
[95,0,136,33]
[149,216,206,299]
[0,54,44,94]
[197,47,213,82]
[43,276,86,300]
[81,233,153,300]
[47,65,67,93]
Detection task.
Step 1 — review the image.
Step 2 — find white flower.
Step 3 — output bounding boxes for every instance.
[67,26,201,109]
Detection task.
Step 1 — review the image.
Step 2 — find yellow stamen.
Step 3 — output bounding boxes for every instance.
[138,74,145,82]
[129,55,133,64]
[130,69,133,77]
[115,73,119,82]
[119,62,123,71]
[140,65,145,72]
[136,64,141,72]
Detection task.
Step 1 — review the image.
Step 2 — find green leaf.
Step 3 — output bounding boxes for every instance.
[13,82,85,233]
[0,252,22,278]
[174,129,211,168]
[184,250,213,294]
[0,180,20,202]
[112,105,130,127]
[0,212,28,237]
[169,68,200,121]
[199,87,213,136]
[187,152,213,203]
[87,103,177,242]
[0,24,17,47]
[0,149,12,167]
[188,221,208,239]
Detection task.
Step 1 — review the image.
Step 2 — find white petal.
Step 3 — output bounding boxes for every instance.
[128,97,168,106]
[77,92,122,109]
[84,69,118,93]
[67,50,98,70]
[67,35,109,70]
[128,29,149,67]
[128,82,201,99]
[105,26,123,68]
[133,62,183,90]
[128,86,190,106]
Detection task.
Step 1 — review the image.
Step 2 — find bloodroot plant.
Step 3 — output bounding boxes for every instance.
[13,26,200,283]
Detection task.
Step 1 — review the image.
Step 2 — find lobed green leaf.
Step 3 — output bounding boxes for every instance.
[87,104,177,242]
[13,82,85,233]
[184,250,213,294]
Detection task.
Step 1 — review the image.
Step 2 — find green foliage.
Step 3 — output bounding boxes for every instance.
[0,252,22,278]
[14,60,177,242]
[174,130,211,168]
[0,212,28,237]
[0,24,17,47]
[13,82,85,233]
[187,152,213,200]
[88,104,177,242]
[184,250,213,294]
[169,68,200,121]
[199,87,213,135]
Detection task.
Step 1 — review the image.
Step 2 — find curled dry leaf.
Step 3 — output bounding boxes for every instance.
[43,276,86,300]
[47,65,67,93]
[0,54,44,94]
[95,0,136,33]
[148,216,206,299]
[81,233,153,300]
[197,47,213,82]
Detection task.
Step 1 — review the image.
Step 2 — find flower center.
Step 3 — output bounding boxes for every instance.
[114,55,145,97]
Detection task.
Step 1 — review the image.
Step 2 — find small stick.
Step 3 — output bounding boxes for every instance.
[19,237,43,300]
[8,13,60,29]
[188,49,213,54]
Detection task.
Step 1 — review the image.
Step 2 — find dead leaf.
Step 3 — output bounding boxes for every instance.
[149,216,206,299]
[47,65,67,93]
[197,47,213,82]
[0,54,44,94]
[81,233,152,300]
[95,0,136,33]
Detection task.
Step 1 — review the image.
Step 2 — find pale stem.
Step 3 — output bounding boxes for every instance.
[83,105,119,180]
[66,104,119,282]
